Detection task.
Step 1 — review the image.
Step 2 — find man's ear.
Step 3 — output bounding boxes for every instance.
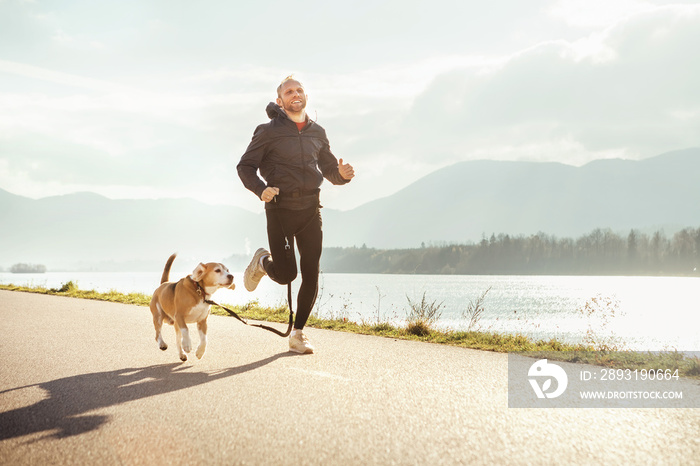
[276,97,282,106]
[191,263,207,282]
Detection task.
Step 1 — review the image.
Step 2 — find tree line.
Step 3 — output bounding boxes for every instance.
[320,227,700,276]
[9,263,47,274]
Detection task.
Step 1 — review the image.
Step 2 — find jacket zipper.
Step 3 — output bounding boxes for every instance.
[297,120,312,191]
[299,128,305,191]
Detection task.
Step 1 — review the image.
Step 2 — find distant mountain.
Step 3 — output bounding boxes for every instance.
[0,190,266,270]
[1,148,698,269]
[322,147,700,249]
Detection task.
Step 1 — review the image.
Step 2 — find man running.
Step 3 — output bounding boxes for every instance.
[237,75,355,354]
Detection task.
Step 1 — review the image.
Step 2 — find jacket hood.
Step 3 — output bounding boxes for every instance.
[266,102,286,120]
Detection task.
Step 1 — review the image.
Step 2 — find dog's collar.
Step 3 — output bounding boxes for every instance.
[188,276,209,300]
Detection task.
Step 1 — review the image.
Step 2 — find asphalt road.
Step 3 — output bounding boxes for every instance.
[0,290,698,465]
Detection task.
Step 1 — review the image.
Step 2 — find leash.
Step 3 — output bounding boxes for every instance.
[193,277,294,337]
[204,294,294,337]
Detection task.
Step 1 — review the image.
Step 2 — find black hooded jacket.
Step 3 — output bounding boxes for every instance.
[237,102,350,210]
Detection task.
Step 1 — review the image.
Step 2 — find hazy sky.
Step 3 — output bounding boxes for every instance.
[1,0,699,211]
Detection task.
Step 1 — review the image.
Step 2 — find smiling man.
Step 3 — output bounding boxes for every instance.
[237,75,355,354]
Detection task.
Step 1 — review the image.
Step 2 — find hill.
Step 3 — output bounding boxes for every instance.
[0,190,265,270]
[322,148,700,249]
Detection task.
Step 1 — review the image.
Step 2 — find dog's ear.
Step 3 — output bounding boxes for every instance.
[191,263,207,282]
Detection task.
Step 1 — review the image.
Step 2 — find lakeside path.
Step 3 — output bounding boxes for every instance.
[1,290,698,465]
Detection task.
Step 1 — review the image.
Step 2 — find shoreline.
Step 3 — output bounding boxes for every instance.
[2,282,698,378]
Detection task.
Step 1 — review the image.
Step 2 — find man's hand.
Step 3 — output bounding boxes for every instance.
[338,159,355,180]
[261,187,280,203]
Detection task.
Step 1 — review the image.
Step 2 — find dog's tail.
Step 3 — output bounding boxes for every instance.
[161,253,177,284]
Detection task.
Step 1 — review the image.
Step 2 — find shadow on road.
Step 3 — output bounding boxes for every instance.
[0,352,291,441]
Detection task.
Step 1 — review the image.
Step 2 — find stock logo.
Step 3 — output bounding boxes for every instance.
[528,359,568,399]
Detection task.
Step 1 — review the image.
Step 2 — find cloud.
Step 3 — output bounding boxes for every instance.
[1,0,698,212]
[547,0,658,28]
[0,71,245,202]
[397,5,700,165]
[0,59,132,93]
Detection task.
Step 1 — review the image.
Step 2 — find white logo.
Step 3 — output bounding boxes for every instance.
[528,359,568,399]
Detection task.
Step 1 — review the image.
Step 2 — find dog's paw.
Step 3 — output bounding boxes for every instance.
[156,334,168,351]
[180,353,188,362]
[196,346,206,359]
[182,339,192,353]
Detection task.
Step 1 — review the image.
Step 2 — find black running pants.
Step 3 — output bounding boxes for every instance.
[263,206,322,330]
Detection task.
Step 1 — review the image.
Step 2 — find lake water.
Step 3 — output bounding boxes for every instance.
[1,271,698,351]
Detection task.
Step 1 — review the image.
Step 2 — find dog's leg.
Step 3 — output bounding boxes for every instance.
[196,319,208,359]
[175,315,192,359]
[152,303,168,351]
[174,324,187,361]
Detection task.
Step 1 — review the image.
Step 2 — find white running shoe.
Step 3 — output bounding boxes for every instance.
[244,248,270,292]
[289,331,315,354]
